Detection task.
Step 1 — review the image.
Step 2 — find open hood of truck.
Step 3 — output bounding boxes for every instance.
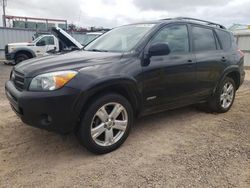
[51,27,83,50]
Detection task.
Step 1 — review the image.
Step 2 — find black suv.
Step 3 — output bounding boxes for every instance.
[5,18,245,154]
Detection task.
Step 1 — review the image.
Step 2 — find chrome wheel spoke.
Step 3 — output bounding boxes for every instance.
[223,84,228,93]
[220,94,225,101]
[222,99,227,108]
[96,107,109,122]
[91,123,105,139]
[105,128,114,144]
[110,104,123,119]
[113,120,127,131]
[227,85,233,94]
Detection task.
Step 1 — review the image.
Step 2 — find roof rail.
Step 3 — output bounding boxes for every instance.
[162,17,226,29]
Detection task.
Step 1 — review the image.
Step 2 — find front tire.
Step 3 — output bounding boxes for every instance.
[77,93,134,154]
[208,77,236,113]
[15,53,29,64]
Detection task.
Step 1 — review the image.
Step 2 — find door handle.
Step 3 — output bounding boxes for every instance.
[186,59,193,66]
[221,57,227,62]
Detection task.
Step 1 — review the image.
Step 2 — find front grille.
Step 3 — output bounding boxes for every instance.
[12,71,25,91]
[5,45,8,54]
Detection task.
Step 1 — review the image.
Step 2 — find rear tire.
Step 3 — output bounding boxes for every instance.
[77,93,134,154]
[15,53,29,64]
[208,77,236,113]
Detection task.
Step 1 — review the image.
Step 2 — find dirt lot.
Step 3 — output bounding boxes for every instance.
[0,62,249,188]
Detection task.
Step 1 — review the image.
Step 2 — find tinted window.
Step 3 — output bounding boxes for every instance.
[216,30,231,50]
[192,27,216,51]
[151,25,189,53]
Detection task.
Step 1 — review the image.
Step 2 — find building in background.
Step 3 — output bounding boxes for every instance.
[4,15,67,30]
[230,24,250,67]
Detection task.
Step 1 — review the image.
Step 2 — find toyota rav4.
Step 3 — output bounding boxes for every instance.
[5,18,245,154]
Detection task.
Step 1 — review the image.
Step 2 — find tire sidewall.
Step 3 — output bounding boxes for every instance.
[15,54,29,64]
[78,93,133,154]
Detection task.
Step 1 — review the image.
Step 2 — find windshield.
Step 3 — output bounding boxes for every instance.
[81,34,100,46]
[33,36,43,43]
[85,24,155,52]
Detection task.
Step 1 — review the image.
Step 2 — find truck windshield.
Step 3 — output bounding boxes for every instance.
[84,24,155,52]
[33,36,43,43]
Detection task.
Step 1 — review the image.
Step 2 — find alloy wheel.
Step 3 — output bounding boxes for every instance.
[91,102,128,147]
[220,82,235,109]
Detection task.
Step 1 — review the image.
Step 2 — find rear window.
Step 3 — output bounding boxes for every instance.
[216,30,231,50]
[192,26,216,52]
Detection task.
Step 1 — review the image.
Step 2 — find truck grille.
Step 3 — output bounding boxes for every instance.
[5,45,8,54]
[11,71,25,91]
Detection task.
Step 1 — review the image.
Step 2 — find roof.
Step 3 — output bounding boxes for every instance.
[161,17,226,29]
[132,17,226,30]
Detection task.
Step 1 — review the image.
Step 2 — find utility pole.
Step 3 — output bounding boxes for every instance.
[2,0,7,27]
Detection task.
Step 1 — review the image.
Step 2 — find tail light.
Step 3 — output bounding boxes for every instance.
[238,49,244,57]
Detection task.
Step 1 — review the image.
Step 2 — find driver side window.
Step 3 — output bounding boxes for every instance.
[151,25,189,54]
[37,36,54,46]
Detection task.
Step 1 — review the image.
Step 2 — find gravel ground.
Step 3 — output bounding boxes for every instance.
[0,62,249,188]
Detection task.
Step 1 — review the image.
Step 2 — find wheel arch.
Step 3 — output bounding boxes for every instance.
[214,66,241,93]
[75,78,143,121]
[14,48,36,59]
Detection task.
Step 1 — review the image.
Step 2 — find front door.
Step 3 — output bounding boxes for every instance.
[142,24,197,113]
[35,36,56,57]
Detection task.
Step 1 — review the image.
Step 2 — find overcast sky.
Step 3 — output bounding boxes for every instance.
[1,0,250,28]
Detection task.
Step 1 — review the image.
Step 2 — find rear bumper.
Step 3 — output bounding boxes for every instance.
[240,70,245,86]
[5,80,82,134]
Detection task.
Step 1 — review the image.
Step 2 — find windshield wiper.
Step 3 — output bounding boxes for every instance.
[88,49,109,52]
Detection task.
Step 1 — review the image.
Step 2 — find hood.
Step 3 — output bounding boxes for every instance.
[8,42,33,46]
[14,50,123,77]
[51,27,83,50]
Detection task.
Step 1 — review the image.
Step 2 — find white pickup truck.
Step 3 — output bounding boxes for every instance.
[5,27,84,64]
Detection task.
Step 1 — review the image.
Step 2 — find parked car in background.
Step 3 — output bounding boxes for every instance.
[80,32,102,46]
[5,27,83,64]
[5,17,245,154]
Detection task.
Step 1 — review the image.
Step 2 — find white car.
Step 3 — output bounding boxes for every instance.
[5,27,83,64]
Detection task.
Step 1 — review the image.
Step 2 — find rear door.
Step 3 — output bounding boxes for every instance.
[191,25,226,98]
[142,24,197,112]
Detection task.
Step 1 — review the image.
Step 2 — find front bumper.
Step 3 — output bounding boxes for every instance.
[5,80,81,133]
[5,52,15,61]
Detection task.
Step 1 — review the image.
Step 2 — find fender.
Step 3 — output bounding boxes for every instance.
[73,76,143,118]
[12,48,36,58]
[213,65,240,94]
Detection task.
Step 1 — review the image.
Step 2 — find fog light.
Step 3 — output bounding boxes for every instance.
[40,114,52,126]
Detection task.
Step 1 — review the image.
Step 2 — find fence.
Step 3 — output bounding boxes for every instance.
[234,30,250,66]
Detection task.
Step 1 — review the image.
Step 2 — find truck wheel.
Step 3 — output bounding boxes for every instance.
[77,93,133,154]
[15,54,29,64]
[208,77,236,113]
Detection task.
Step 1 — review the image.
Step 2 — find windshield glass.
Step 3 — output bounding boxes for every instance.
[33,36,43,43]
[81,34,100,46]
[85,24,155,52]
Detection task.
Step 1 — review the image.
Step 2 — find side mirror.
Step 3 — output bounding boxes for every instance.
[36,40,46,46]
[148,43,171,57]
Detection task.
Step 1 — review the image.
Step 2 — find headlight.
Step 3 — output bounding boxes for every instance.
[29,70,77,91]
[9,46,15,53]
